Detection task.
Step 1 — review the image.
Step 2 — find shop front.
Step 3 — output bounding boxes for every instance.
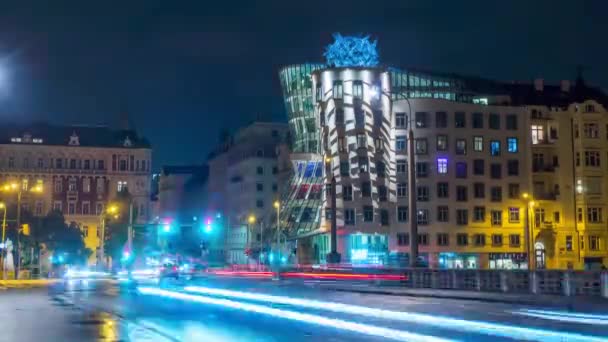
[347,234,388,265]
[438,253,479,269]
[489,253,528,270]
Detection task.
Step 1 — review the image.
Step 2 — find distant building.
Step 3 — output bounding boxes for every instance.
[157,165,208,221]
[0,123,152,265]
[207,122,289,264]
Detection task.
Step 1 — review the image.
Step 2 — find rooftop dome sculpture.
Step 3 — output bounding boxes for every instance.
[324,33,379,68]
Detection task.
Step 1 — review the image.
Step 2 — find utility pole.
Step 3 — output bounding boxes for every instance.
[406,101,419,268]
[15,190,22,279]
[325,157,340,264]
[127,202,133,252]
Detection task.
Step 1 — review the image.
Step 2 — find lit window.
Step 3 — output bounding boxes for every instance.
[417,209,429,225]
[589,236,600,251]
[415,138,427,154]
[437,158,448,174]
[455,139,466,155]
[490,140,501,156]
[508,207,520,223]
[117,181,128,192]
[333,81,343,99]
[473,136,483,151]
[531,125,544,144]
[491,210,502,226]
[436,135,448,151]
[395,136,406,151]
[352,81,363,98]
[583,123,599,139]
[415,112,428,128]
[587,207,603,223]
[507,137,518,153]
[395,113,407,128]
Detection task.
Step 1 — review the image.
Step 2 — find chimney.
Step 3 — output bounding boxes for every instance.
[560,80,571,93]
[534,78,544,92]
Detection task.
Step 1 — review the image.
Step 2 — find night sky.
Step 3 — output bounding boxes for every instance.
[0,1,606,169]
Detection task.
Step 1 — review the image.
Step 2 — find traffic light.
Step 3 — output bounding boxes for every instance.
[204,218,213,233]
[21,224,30,236]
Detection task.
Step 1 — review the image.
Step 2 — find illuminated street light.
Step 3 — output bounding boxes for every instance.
[248,215,256,224]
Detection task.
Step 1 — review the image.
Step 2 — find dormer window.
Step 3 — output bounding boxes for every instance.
[68,132,80,146]
[123,136,132,147]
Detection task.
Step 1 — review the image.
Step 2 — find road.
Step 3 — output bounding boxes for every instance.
[1,277,607,342]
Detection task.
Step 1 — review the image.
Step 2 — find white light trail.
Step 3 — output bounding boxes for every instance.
[514,309,608,326]
[138,287,454,342]
[183,286,608,342]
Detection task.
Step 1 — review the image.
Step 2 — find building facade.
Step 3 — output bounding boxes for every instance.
[207,122,289,264]
[277,35,608,270]
[0,124,152,265]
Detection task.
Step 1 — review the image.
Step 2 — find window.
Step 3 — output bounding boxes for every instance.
[583,123,599,139]
[492,234,503,246]
[417,186,429,201]
[489,113,500,129]
[380,209,389,225]
[54,179,62,193]
[256,166,264,175]
[531,125,544,144]
[333,81,343,99]
[83,178,91,193]
[473,136,483,151]
[577,208,583,223]
[316,84,322,101]
[507,160,519,176]
[490,140,501,156]
[437,158,448,174]
[35,201,43,216]
[256,183,264,192]
[455,162,467,178]
[452,139,466,155]
[565,235,573,251]
[473,159,484,175]
[340,161,350,177]
[456,186,468,201]
[457,234,468,246]
[397,206,408,222]
[396,160,407,174]
[415,138,428,154]
[452,210,466,226]
[589,236,600,251]
[117,181,128,192]
[491,210,502,226]
[376,161,386,177]
[53,201,62,212]
[454,112,465,128]
[587,207,603,223]
[395,136,406,151]
[437,182,448,198]
[373,110,383,126]
[508,207,520,223]
[344,209,355,225]
[67,180,77,191]
[69,159,76,169]
[474,206,485,222]
[437,233,449,246]
[416,162,428,177]
[361,182,371,197]
[584,151,600,167]
[418,233,429,245]
[272,166,278,175]
[98,160,105,170]
[378,185,387,202]
[435,111,447,128]
[437,206,449,222]
[506,114,518,130]
[436,135,448,151]
[353,81,363,98]
[508,183,520,199]
[374,138,383,151]
[575,152,580,166]
[119,159,127,171]
[472,112,483,128]
[417,209,429,225]
[490,163,502,179]
[395,113,407,128]
[96,178,104,194]
[509,234,521,247]
[397,183,407,198]
[55,158,63,169]
[415,112,428,128]
[272,183,278,192]
[82,202,90,215]
[491,186,502,202]
[397,233,409,246]
[474,234,486,246]
[37,158,44,169]
[474,183,485,198]
[356,133,366,148]
[68,202,76,215]
[355,108,365,126]
[358,157,369,173]
[95,202,103,215]
[338,137,346,152]
[363,206,374,222]
[335,109,344,124]
[507,137,518,153]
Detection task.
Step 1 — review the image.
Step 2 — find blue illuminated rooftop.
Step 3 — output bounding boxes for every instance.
[324,33,379,68]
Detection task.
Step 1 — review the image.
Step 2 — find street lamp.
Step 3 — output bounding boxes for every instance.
[324,156,340,264]
[0,202,6,278]
[1,180,44,278]
[98,204,119,270]
[522,193,536,270]
[247,214,256,251]
[273,201,280,254]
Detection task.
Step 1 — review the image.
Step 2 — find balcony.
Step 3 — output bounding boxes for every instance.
[532,164,555,173]
[533,192,557,200]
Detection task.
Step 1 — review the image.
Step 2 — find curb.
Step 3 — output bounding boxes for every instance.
[0,279,61,288]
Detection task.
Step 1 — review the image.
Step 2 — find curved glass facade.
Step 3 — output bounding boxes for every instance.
[279,64,324,153]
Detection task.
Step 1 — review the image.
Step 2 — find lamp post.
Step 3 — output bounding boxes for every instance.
[98,204,118,270]
[247,214,255,262]
[0,202,6,278]
[273,201,280,255]
[324,156,341,264]
[1,181,43,279]
[522,193,535,270]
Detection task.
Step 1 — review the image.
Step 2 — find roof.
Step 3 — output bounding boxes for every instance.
[161,164,208,176]
[0,123,151,148]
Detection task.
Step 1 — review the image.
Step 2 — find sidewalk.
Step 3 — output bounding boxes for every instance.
[319,284,608,311]
[0,279,61,289]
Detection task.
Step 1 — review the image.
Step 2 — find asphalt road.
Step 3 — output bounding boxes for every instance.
[0,277,607,342]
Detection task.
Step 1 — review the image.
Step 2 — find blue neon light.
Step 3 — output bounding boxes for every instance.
[324,33,379,67]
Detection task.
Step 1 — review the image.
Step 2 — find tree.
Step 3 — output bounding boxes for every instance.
[36,210,90,265]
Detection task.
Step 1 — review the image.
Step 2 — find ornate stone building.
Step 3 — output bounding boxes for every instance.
[0,123,152,265]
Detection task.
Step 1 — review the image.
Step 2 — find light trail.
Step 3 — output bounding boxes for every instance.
[138,287,454,342]
[514,309,608,325]
[183,286,608,342]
